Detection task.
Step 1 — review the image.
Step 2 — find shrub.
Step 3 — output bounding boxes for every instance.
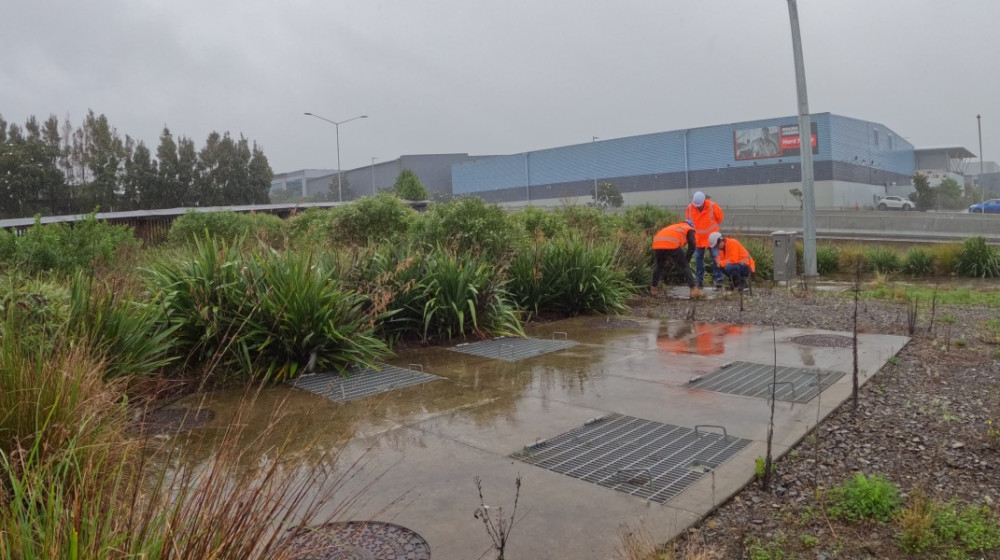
[370,246,522,343]
[613,230,654,288]
[864,246,902,275]
[411,197,524,258]
[334,193,416,246]
[955,236,1000,278]
[742,237,773,281]
[838,245,866,275]
[0,228,15,264]
[512,206,567,240]
[147,238,389,381]
[553,205,615,241]
[827,473,902,523]
[903,247,935,276]
[11,215,136,274]
[621,204,677,236]
[168,210,284,247]
[0,275,70,350]
[931,243,962,276]
[67,272,178,380]
[816,245,840,275]
[507,236,633,318]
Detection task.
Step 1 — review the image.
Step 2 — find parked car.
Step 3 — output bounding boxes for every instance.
[876,196,914,210]
[969,199,1000,214]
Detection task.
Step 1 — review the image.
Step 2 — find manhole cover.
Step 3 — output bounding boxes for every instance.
[791,334,854,348]
[583,318,643,329]
[289,363,441,403]
[448,336,577,362]
[131,407,214,436]
[281,521,430,560]
[511,413,751,504]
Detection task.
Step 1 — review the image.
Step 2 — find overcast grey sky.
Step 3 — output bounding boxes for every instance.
[2,1,998,175]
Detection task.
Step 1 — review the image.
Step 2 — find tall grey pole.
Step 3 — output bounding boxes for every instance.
[592,136,599,203]
[303,113,368,204]
[978,114,984,205]
[787,0,817,281]
[335,124,342,202]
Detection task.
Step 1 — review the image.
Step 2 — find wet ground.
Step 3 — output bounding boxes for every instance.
[171,317,908,559]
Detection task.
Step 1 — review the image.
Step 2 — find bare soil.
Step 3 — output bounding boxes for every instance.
[628,284,1000,559]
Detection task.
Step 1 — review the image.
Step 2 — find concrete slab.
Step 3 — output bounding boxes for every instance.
[171,318,909,559]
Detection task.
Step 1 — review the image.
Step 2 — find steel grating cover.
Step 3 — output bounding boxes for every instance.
[510,413,751,504]
[448,336,577,362]
[689,361,845,403]
[289,363,441,403]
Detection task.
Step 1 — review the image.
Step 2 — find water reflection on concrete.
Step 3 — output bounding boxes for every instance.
[161,316,910,559]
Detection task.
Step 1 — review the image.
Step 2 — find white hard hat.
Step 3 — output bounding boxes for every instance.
[692,191,706,206]
[708,232,723,248]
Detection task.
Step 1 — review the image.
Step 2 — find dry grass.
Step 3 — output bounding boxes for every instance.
[615,521,722,560]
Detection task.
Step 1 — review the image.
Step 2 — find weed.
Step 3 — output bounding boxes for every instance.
[799,534,819,548]
[826,473,902,523]
[745,535,787,560]
[931,243,963,276]
[976,320,1000,345]
[816,244,840,275]
[474,474,523,560]
[987,420,1000,445]
[788,449,800,460]
[903,247,935,276]
[755,455,775,480]
[886,357,900,366]
[898,487,936,553]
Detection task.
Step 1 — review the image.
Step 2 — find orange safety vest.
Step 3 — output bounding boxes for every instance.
[716,238,756,273]
[651,222,693,250]
[685,199,724,248]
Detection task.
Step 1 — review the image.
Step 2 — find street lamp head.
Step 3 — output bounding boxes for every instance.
[303,112,312,116]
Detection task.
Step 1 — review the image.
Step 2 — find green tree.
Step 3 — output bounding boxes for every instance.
[0,117,66,219]
[909,172,934,211]
[936,177,964,210]
[789,187,803,209]
[593,181,623,210]
[393,169,428,201]
[82,110,126,212]
[122,141,157,210]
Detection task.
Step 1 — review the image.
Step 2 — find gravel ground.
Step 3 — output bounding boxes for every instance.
[627,283,1000,560]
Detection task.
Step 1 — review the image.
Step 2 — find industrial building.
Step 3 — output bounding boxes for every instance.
[450,113,978,210]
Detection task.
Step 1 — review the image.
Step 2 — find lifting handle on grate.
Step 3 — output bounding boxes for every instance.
[768,381,796,402]
[694,424,728,441]
[614,468,651,486]
[408,363,424,373]
[552,331,568,340]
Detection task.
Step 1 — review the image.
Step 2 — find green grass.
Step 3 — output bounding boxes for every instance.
[866,284,1000,307]
[826,473,902,523]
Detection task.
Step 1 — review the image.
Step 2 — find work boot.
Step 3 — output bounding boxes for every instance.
[713,281,724,290]
[649,285,659,297]
[689,286,705,299]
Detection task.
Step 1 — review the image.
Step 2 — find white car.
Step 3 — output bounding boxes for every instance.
[876,196,914,211]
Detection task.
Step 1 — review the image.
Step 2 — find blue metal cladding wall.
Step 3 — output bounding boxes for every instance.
[828,114,915,176]
[452,113,914,196]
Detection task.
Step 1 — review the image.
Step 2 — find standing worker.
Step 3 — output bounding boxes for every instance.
[686,191,725,290]
[650,219,703,299]
[708,232,756,291]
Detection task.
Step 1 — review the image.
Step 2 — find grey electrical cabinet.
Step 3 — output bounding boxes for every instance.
[772,231,797,284]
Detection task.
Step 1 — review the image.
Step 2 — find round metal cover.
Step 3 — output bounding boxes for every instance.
[282,521,431,560]
[791,334,853,348]
[131,407,214,436]
[583,318,643,329]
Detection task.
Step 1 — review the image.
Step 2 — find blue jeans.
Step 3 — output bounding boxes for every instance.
[723,263,751,287]
[693,246,723,287]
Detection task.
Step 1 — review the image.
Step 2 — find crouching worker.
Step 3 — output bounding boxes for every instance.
[708,232,755,291]
[651,220,703,299]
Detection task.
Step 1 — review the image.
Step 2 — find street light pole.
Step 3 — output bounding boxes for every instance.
[592,136,599,204]
[786,0,817,282]
[371,156,378,196]
[978,114,984,205]
[303,112,368,202]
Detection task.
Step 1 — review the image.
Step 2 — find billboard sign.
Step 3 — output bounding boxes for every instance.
[734,123,818,161]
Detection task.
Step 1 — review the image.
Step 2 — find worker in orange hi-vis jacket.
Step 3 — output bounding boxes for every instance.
[708,232,756,291]
[650,219,703,299]
[685,191,725,290]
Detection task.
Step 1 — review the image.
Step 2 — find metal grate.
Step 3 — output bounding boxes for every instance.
[688,361,845,403]
[511,413,751,504]
[289,363,441,403]
[448,336,577,362]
